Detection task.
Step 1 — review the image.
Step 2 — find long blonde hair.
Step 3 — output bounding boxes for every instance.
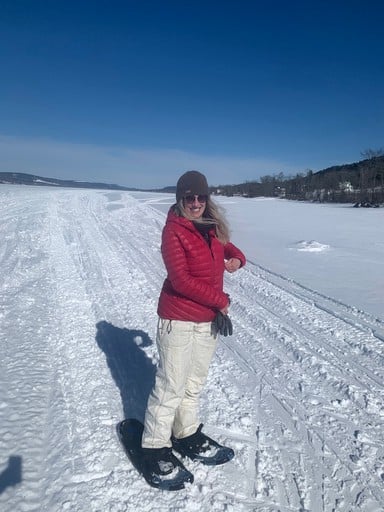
[174,196,230,244]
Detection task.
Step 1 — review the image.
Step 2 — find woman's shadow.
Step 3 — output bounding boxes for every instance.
[95,321,156,422]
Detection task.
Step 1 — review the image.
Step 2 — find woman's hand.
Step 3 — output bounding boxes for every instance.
[225,258,241,273]
[220,304,229,315]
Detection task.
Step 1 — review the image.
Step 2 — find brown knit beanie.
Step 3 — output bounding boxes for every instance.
[176,170,209,202]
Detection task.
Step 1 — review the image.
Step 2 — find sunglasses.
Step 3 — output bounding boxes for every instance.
[184,194,208,203]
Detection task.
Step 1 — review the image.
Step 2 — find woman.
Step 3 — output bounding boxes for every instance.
[141,170,246,486]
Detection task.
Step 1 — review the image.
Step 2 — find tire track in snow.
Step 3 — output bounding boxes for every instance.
[250,261,384,343]
[40,194,123,511]
[219,262,384,511]
[61,191,164,325]
[0,191,73,512]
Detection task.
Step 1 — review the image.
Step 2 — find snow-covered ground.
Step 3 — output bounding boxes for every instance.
[1,186,384,512]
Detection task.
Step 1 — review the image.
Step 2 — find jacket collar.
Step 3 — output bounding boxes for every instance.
[166,207,215,236]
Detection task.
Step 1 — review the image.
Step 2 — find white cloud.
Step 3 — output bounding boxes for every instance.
[0,134,296,188]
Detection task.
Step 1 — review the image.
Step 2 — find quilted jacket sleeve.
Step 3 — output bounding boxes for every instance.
[161,227,229,310]
[223,242,246,267]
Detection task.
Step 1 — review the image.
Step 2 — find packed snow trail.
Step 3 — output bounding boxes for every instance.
[0,187,384,512]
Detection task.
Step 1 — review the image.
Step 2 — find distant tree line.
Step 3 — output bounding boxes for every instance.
[213,149,384,205]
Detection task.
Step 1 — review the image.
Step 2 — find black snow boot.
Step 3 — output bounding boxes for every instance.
[172,424,235,465]
[141,447,194,490]
[142,447,179,476]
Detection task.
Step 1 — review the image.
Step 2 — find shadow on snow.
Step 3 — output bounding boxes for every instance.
[0,455,22,495]
[95,321,156,422]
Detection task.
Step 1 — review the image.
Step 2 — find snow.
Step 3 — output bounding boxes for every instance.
[290,240,330,252]
[33,179,60,186]
[1,186,384,512]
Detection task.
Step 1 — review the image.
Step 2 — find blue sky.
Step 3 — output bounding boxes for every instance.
[1,0,383,188]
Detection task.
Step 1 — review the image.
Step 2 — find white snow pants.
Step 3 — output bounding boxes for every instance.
[142,318,218,448]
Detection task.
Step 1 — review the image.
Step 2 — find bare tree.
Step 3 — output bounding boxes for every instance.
[361,148,384,160]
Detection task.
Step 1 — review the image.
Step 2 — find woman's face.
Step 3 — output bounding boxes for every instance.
[183,194,207,219]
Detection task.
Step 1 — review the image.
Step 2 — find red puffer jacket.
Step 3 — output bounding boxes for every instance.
[157,209,246,322]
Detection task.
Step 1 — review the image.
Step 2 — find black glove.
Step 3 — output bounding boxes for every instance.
[212,312,233,337]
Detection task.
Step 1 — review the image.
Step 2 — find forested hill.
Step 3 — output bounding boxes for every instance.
[216,155,384,204]
[315,154,384,178]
